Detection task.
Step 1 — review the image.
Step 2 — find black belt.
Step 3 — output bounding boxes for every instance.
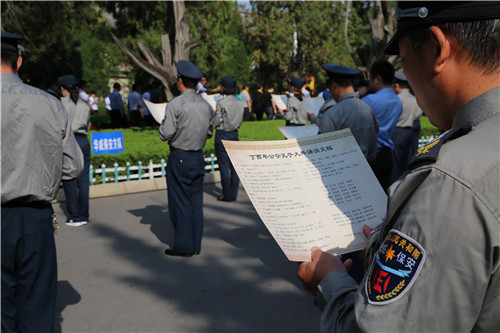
[170,147,202,153]
[2,200,51,209]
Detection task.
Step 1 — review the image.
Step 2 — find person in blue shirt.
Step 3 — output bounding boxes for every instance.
[109,82,126,128]
[362,60,402,191]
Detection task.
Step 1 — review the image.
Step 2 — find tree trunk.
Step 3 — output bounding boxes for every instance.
[111,0,200,101]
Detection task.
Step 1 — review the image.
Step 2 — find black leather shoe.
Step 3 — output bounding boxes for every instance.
[164,249,193,257]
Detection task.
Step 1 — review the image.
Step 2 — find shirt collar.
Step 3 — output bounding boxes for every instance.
[338,92,357,103]
[452,86,499,128]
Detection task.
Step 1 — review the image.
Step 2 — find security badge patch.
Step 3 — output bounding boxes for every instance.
[366,230,426,305]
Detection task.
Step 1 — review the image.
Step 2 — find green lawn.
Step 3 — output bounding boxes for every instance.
[89,104,441,167]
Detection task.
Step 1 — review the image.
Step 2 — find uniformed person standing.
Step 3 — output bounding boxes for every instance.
[308,64,379,165]
[297,2,500,331]
[1,31,83,332]
[284,77,309,126]
[58,75,92,227]
[390,71,423,183]
[160,60,213,257]
[214,76,244,202]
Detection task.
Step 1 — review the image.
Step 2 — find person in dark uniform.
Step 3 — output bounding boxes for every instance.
[252,84,265,121]
[58,75,92,227]
[214,76,244,202]
[297,2,500,331]
[159,60,213,257]
[1,31,83,332]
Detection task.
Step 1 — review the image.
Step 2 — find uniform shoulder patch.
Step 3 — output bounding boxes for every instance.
[408,126,471,170]
[366,230,426,305]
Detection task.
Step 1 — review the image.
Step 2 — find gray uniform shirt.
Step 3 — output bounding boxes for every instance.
[214,95,244,132]
[61,95,91,135]
[1,73,84,204]
[285,96,309,125]
[159,89,213,151]
[396,90,423,128]
[316,86,499,332]
[318,93,379,162]
[310,98,337,125]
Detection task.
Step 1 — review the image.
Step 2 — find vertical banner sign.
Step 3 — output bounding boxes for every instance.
[91,131,124,155]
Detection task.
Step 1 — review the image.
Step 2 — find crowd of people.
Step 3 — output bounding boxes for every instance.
[1,1,499,332]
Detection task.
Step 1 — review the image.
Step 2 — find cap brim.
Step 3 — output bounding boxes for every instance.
[384,31,401,55]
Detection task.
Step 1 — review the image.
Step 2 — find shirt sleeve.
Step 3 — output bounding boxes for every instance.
[159,102,177,141]
[317,168,499,332]
[59,102,84,180]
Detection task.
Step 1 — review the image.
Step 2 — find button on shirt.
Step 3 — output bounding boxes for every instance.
[1,73,83,204]
[159,90,213,151]
[109,90,124,115]
[362,88,402,149]
[214,95,244,132]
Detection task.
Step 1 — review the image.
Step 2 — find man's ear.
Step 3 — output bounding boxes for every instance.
[16,57,22,71]
[429,26,451,74]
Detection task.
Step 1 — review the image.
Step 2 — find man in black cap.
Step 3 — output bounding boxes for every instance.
[297,2,499,331]
[1,31,83,332]
[160,60,213,257]
[213,76,244,202]
[284,77,309,126]
[309,64,378,165]
[390,71,423,183]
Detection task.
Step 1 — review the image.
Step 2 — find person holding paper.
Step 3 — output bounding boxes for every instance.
[58,75,92,227]
[284,77,309,126]
[160,60,213,257]
[309,64,378,164]
[214,77,244,202]
[298,1,499,331]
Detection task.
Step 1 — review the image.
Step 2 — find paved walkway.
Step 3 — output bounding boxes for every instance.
[52,183,321,332]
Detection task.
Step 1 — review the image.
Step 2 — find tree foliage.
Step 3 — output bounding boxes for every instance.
[1,1,116,95]
[187,1,252,88]
[1,0,396,97]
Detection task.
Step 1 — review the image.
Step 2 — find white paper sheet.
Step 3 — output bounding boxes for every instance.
[278,124,319,139]
[303,96,325,116]
[223,129,387,261]
[201,94,222,110]
[143,99,167,125]
[271,94,288,110]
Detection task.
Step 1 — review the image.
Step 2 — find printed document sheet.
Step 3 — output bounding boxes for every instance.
[223,129,387,261]
[278,124,319,139]
[143,99,167,124]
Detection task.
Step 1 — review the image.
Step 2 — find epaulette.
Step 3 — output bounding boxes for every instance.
[408,126,471,170]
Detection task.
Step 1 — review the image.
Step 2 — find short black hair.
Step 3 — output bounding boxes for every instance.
[180,76,198,89]
[113,82,121,90]
[1,50,18,72]
[328,75,357,88]
[222,87,237,95]
[370,60,395,85]
[405,19,500,75]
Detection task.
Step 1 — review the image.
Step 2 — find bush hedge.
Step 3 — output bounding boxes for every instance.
[88,117,441,167]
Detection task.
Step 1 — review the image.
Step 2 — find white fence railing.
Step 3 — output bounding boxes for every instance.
[89,136,437,185]
[90,154,219,185]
